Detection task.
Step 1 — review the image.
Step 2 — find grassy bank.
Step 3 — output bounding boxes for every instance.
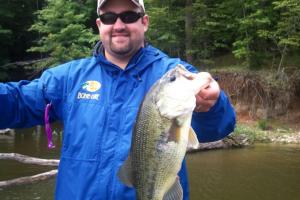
[234,121,300,144]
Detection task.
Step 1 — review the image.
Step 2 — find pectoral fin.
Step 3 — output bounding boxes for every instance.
[187,128,199,149]
[168,121,181,143]
[163,177,183,200]
[117,155,134,187]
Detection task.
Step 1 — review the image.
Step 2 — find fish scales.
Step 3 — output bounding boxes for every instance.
[133,95,182,200]
[118,65,209,200]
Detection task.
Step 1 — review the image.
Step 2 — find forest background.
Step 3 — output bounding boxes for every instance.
[0,0,300,133]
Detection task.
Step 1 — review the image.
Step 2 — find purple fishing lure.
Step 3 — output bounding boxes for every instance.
[44,103,55,149]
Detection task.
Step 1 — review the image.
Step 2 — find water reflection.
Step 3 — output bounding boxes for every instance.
[0,124,62,199]
[0,124,62,159]
[0,179,55,200]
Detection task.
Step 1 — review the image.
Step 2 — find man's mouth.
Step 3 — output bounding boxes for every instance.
[112,32,130,37]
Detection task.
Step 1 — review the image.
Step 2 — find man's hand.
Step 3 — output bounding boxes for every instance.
[194,73,220,112]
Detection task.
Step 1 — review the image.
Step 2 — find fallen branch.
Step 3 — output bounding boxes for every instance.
[0,153,59,188]
[0,129,14,134]
[0,153,59,166]
[0,170,58,188]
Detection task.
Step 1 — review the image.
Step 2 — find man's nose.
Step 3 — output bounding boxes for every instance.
[113,17,126,30]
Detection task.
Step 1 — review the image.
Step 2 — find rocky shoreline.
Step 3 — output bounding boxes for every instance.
[188,131,300,153]
[256,131,300,144]
[229,131,300,145]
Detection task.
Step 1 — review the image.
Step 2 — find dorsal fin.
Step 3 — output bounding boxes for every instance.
[168,121,181,143]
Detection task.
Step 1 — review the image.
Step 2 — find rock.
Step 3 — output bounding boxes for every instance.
[270,132,300,144]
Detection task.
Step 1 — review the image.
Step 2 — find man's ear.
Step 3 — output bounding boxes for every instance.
[142,15,149,32]
[96,18,101,28]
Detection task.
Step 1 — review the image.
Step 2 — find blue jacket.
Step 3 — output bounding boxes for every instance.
[0,44,236,199]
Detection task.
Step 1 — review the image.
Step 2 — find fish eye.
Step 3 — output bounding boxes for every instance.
[169,75,176,82]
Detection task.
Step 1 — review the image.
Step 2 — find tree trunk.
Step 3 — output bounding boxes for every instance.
[278,45,287,74]
[185,0,194,63]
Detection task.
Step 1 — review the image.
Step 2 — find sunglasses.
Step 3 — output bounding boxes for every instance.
[99,11,145,25]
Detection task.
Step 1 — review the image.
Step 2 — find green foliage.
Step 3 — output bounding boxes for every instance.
[234,123,258,143]
[272,0,300,47]
[145,0,300,69]
[146,0,185,57]
[0,1,18,65]
[189,0,216,64]
[0,24,12,65]
[190,0,238,64]
[231,0,273,69]
[0,0,44,80]
[258,119,269,130]
[271,0,300,71]
[28,0,98,67]
[1,0,300,75]
[234,122,298,143]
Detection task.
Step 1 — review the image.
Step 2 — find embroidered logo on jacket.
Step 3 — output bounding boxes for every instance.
[82,81,101,92]
[77,81,101,100]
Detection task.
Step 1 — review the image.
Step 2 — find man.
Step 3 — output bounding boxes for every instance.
[0,0,235,199]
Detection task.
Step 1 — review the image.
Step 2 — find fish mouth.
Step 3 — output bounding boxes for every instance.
[177,65,213,94]
[176,66,195,80]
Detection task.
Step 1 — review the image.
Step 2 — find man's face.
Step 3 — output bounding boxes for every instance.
[96,0,149,60]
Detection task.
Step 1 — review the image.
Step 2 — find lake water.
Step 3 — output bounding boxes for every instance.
[0,126,299,200]
[187,144,300,200]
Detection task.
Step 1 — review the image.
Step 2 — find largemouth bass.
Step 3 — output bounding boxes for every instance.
[118,65,212,200]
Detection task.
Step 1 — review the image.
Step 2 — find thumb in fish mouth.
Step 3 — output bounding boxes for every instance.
[189,72,213,95]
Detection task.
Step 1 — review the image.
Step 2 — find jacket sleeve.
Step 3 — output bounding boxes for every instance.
[191,90,236,142]
[0,64,68,129]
